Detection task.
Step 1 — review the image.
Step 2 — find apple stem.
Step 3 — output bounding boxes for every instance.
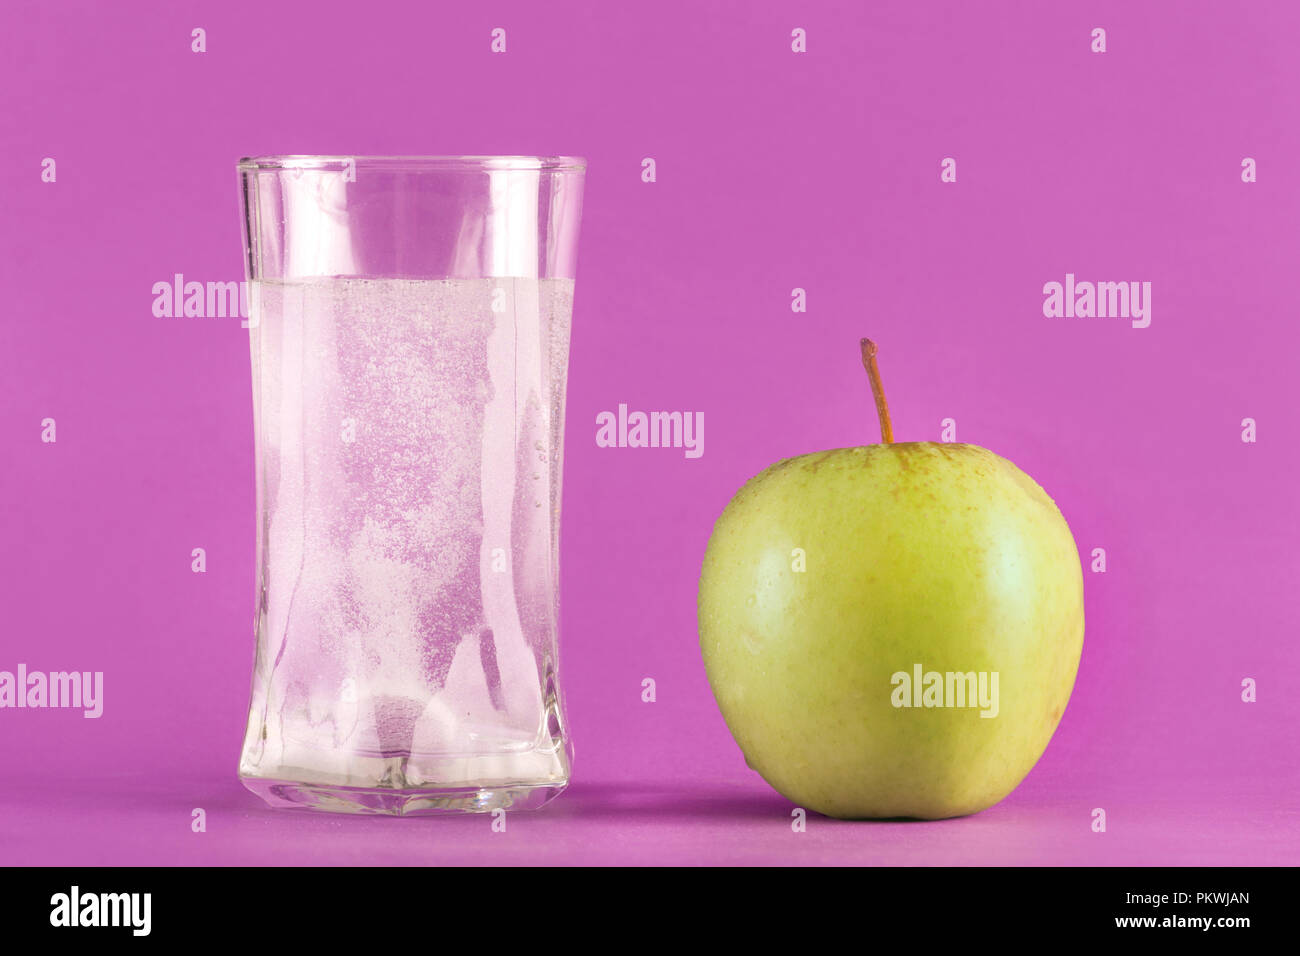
[860,338,894,444]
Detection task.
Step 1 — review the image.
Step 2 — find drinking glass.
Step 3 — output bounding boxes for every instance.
[236,156,585,814]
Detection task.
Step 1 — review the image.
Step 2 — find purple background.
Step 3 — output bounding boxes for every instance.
[2,0,1298,865]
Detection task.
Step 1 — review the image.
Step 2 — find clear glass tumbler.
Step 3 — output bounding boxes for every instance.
[236,156,585,815]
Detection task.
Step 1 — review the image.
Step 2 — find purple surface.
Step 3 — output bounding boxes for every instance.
[2,0,1299,865]
[0,767,1292,867]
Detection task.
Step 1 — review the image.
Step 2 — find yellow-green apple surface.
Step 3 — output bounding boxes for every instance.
[697,340,1084,819]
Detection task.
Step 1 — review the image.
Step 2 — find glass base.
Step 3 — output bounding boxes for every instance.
[241,776,567,816]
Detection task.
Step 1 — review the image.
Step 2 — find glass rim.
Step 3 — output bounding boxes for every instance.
[237,154,587,172]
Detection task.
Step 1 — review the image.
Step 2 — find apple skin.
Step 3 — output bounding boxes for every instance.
[698,442,1084,820]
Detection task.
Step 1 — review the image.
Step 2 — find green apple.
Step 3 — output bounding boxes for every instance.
[697,340,1084,819]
